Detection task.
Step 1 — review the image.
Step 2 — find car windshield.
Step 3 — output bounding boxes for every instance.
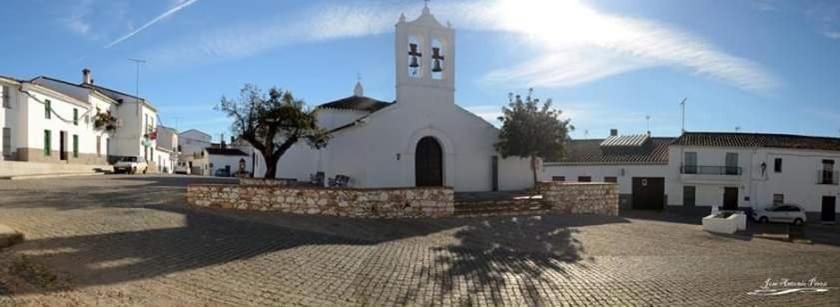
[119,157,138,162]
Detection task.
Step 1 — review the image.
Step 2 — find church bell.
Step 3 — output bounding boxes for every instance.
[432,59,443,72]
[410,56,420,68]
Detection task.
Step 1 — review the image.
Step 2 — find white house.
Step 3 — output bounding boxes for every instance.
[178,129,212,174]
[206,147,251,177]
[544,131,840,223]
[0,73,118,166]
[542,130,673,209]
[667,132,840,223]
[247,6,532,191]
[155,126,179,174]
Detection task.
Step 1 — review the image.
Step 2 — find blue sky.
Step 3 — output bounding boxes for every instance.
[2,0,840,141]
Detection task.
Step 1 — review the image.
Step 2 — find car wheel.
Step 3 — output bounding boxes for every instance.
[793,218,804,226]
[758,216,769,224]
[142,168,147,174]
[131,167,137,174]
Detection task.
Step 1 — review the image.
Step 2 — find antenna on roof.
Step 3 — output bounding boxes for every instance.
[735,126,742,132]
[679,97,687,133]
[583,129,589,138]
[645,115,651,135]
[129,58,146,115]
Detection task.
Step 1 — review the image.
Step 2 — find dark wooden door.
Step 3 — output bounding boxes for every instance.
[59,131,67,161]
[415,137,443,186]
[631,177,665,210]
[822,196,836,222]
[722,187,739,210]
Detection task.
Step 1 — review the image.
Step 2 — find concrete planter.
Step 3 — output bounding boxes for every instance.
[702,213,740,234]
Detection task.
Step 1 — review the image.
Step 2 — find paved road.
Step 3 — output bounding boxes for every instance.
[0,175,839,306]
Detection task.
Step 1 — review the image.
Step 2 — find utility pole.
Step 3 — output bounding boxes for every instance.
[129,59,146,114]
[680,97,687,133]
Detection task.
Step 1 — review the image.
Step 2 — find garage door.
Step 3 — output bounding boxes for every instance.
[632,177,665,210]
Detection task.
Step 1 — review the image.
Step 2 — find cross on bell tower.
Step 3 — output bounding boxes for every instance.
[395,2,455,106]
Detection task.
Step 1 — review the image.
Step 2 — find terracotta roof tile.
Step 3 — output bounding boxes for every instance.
[549,137,674,165]
[673,132,840,152]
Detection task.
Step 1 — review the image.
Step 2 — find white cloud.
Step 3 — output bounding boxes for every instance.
[105,0,201,48]
[464,105,504,126]
[143,0,779,93]
[62,0,94,36]
[825,31,840,39]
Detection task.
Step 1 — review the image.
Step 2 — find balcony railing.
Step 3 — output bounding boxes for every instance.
[817,171,839,185]
[681,165,742,175]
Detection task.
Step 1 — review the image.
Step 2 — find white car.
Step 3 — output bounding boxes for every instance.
[752,204,807,225]
[113,157,149,174]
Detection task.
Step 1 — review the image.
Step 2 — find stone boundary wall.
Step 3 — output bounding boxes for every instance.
[537,182,619,216]
[187,184,454,218]
[238,178,299,186]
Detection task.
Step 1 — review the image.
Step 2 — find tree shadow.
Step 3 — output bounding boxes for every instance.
[411,214,628,305]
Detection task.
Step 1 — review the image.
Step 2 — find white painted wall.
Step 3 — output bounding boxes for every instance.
[179,129,212,157]
[207,152,251,176]
[20,84,100,157]
[667,145,840,213]
[542,164,671,194]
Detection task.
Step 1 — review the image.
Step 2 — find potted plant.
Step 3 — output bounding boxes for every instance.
[94,111,118,132]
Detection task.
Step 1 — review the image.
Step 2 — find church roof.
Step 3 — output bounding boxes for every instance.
[317,95,394,112]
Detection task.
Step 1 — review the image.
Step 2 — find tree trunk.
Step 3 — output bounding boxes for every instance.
[530,155,539,188]
[263,151,282,179]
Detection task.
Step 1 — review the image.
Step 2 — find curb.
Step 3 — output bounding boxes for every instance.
[0,224,24,248]
[0,172,104,180]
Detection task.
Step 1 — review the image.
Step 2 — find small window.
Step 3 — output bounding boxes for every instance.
[604,177,618,183]
[774,158,782,173]
[45,100,51,119]
[578,176,591,182]
[43,130,51,156]
[1,85,10,108]
[72,135,79,158]
[773,194,784,205]
[551,176,565,182]
[73,108,78,126]
[683,186,696,207]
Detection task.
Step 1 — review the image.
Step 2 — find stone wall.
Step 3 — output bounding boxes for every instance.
[238,178,299,186]
[538,182,619,216]
[187,184,454,219]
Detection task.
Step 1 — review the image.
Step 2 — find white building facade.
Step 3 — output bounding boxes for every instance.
[544,131,840,222]
[247,6,532,192]
[0,70,160,168]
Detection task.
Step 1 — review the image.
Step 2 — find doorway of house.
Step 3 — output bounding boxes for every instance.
[722,187,739,210]
[822,196,836,223]
[59,131,67,161]
[631,177,665,210]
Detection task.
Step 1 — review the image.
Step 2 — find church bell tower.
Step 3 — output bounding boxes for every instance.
[395,4,455,106]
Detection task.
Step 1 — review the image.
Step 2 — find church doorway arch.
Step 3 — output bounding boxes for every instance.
[415,136,443,186]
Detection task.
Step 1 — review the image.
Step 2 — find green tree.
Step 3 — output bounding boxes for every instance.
[495,89,573,186]
[217,84,328,179]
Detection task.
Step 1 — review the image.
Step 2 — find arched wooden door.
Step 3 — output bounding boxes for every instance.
[415,137,443,186]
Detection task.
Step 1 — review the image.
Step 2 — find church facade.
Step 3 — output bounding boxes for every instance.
[250,6,533,192]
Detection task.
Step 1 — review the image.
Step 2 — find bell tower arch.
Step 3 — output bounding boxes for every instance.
[395,4,455,106]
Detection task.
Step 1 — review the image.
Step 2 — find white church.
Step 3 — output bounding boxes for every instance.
[244,5,533,192]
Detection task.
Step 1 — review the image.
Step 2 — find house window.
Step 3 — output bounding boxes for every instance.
[683,152,697,174]
[43,130,51,156]
[96,136,101,157]
[725,152,739,175]
[578,176,591,182]
[72,135,79,158]
[683,186,696,207]
[45,100,51,119]
[822,160,835,184]
[604,177,618,183]
[774,158,782,173]
[1,85,10,108]
[773,194,784,205]
[2,127,11,158]
[551,176,565,182]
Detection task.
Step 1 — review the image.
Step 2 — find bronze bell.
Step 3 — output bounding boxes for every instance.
[410,56,419,68]
[432,59,443,72]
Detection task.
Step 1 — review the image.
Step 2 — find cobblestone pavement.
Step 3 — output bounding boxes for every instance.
[0,175,839,306]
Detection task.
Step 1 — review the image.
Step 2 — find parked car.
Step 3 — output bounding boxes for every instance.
[174,162,190,175]
[113,157,148,174]
[214,168,231,177]
[752,204,807,225]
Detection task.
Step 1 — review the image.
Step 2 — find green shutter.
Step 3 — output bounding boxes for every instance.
[73,108,78,125]
[45,100,51,119]
[73,135,79,158]
[44,130,51,156]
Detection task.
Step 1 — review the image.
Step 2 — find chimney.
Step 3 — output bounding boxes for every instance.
[82,68,92,85]
[610,129,618,137]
